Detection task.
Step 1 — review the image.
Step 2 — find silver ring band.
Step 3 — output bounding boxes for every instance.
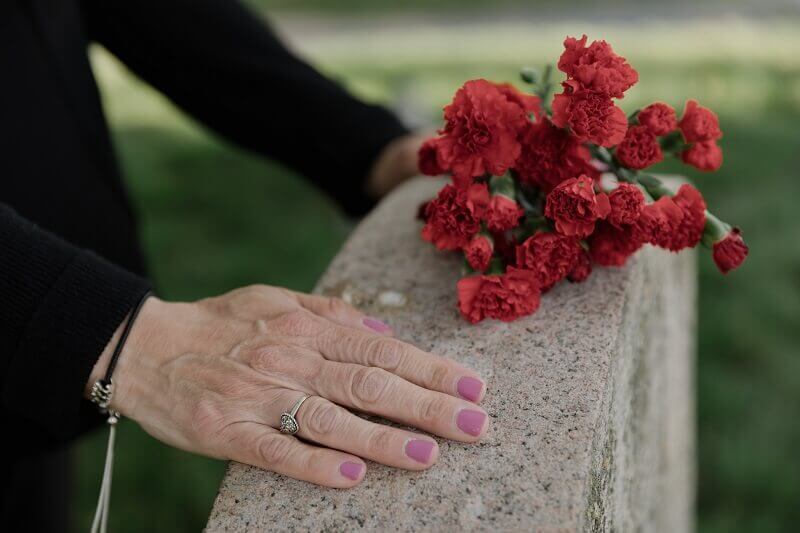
[279,394,310,435]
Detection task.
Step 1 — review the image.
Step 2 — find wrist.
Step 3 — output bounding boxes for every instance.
[85,295,169,416]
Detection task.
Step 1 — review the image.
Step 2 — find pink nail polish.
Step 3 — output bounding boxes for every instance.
[405,439,435,464]
[457,376,484,402]
[457,410,486,436]
[340,461,363,480]
[363,317,392,334]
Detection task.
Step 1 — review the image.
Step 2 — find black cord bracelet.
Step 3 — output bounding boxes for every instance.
[89,290,153,415]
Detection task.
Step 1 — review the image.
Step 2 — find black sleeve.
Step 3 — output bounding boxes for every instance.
[0,203,151,444]
[82,0,410,216]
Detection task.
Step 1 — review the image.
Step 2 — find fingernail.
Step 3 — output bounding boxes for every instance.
[405,439,435,464]
[363,317,392,334]
[457,376,484,402]
[340,461,363,480]
[457,409,487,437]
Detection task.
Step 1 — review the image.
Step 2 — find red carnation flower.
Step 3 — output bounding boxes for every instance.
[614,125,663,170]
[667,184,707,251]
[712,228,748,274]
[485,194,524,232]
[589,221,646,266]
[437,79,528,182]
[568,248,592,282]
[418,137,445,176]
[544,175,611,238]
[457,267,541,324]
[637,196,684,247]
[638,102,677,136]
[516,232,582,291]
[514,118,599,192]
[682,140,723,172]
[551,87,628,147]
[678,99,722,143]
[421,183,490,251]
[557,35,638,98]
[608,183,645,228]
[464,233,494,272]
[494,82,543,119]
[638,185,706,251]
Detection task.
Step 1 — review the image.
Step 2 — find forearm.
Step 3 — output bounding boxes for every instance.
[0,203,151,443]
[84,0,411,215]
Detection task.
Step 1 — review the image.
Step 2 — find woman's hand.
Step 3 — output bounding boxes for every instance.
[366,132,431,198]
[87,285,488,488]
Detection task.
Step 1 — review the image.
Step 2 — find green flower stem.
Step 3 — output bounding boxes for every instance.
[462,258,477,276]
[637,173,673,199]
[701,210,730,247]
[490,174,516,198]
[616,167,638,183]
[593,146,613,165]
[512,215,550,243]
[486,257,506,275]
[659,130,687,155]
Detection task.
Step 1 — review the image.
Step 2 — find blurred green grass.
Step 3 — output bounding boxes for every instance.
[73,14,800,533]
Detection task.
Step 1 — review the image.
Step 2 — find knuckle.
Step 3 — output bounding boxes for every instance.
[303,448,330,474]
[365,427,394,456]
[416,395,449,425]
[350,367,392,405]
[270,310,323,337]
[239,284,272,305]
[292,357,323,383]
[325,297,353,317]
[246,284,273,298]
[243,283,265,292]
[304,400,342,437]
[189,400,225,438]
[367,338,404,370]
[256,433,294,469]
[429,363,452,391]
[211,285,273,316]
[246,345,283,372]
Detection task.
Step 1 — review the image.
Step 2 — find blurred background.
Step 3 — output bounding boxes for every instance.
[73,0,800,531]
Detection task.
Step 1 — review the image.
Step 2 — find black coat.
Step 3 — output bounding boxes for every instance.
[0,0,407,453]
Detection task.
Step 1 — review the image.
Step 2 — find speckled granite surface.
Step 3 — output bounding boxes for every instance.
[205,177,696,532]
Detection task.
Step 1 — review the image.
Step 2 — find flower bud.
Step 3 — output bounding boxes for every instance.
[712,228,748,274]
[463,233,494,272]
[681,140,723,172]
[638,102,677,136]
[486,194,524,232]
[520,66,539,84]
[486,175,523,232]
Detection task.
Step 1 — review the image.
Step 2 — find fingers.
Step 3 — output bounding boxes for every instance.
[291,395,439,470]
[315,325,486,403]
[263,305,485,404]
[310,361,489,443]
[291,292,393,336]
[222,421,366,488]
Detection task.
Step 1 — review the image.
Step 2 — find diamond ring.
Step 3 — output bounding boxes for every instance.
[279,394,311,435]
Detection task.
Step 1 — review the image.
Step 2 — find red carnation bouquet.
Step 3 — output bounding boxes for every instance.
[418,35,748,324]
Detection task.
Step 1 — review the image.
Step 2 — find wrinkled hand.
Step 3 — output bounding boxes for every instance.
[87,286,488,487]
[366,132,431,198]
